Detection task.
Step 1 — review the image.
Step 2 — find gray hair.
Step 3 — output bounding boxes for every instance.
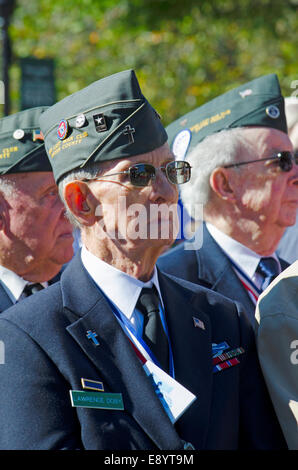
[58,163,102,228]
[180,128,248,213]
[285,97,298,131]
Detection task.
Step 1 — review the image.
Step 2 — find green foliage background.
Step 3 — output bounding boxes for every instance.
[3,0,298,124]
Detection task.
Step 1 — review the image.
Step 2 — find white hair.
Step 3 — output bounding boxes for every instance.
[58,163,102,228]
[285,97,298,131]
[0,176,17,198]
[180,128,247,212]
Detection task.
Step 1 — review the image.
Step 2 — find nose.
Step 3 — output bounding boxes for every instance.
[149,168,179,204]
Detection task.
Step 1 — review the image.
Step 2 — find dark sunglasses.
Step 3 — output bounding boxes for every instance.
[223,151,298,172]
[88,161,191,187]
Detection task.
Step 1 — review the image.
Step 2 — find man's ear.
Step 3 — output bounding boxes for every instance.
[63,181,97,226]
[209,167,236,202]
[0,192,8,232]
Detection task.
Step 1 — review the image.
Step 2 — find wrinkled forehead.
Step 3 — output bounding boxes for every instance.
[241,126,293,155]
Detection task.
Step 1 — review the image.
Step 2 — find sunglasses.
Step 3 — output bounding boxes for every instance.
[87,161,191,187]
[223,151,298,172]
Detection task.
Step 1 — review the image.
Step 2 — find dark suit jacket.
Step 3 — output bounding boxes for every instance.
[158,223,289,325]
[0,252,286,450]
[0,283,14,313]
[0,272,61,313]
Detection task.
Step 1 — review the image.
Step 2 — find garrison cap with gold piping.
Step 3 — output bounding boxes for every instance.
[39,69,167,183]
[167,73,287,160]
[0,106,51,175]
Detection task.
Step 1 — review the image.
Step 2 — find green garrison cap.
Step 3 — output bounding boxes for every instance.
[166,73,287,160]
[39,69,167,183]
[0,106,52,175]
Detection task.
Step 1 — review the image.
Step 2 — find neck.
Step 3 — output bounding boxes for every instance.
[206,214,285,257]
[82,231,166,282]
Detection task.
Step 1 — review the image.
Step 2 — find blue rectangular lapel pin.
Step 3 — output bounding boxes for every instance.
[81,378,104,392]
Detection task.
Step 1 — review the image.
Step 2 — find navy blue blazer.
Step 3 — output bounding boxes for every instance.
[0,272,61,314]
[158,223,289,325]
[0,252,286,450]
[0,283,14,313]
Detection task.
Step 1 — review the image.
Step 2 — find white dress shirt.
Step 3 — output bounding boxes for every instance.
[81,245,164,337]
[206,223,281,302]
[0,265,48,303]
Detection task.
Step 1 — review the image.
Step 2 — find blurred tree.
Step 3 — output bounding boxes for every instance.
[1,0,297,124]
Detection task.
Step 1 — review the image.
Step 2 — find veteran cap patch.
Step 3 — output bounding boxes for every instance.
[167,74,287,159]
[39,69,167,183]
[0,106,51,175]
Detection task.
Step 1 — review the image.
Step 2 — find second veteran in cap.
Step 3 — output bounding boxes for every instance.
[0,70,286,450]
[0,107,74,312]
[158,73,296,326]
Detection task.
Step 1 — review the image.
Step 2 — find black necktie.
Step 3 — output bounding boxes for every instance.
[22,283,44,297]
[256,257,280,291]
[136,287,169,372]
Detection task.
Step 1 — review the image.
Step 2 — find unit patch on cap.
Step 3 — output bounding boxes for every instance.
[266,105,280,119]
[57,119,69,140]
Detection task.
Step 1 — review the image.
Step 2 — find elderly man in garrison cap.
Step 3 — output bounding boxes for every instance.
[254,97,298,450]
[0,70,286,450]
[158,74,297,325]
[0,107,74,311]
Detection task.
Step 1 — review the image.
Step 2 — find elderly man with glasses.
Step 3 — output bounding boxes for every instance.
[158,74,297,326]
[0,70,286,450]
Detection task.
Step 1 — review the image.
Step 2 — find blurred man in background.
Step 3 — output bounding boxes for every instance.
[0,107,74,311]
[277,96,298,263]
[158,74,296,325]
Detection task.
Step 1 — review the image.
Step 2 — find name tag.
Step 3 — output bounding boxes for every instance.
[70,390,124,410]
[143,360,196,423]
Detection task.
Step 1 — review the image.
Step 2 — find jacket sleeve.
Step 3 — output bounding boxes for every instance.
[235,303,288,449]
[0,318,82,450]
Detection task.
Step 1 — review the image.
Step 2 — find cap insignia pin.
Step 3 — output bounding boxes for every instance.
[13,129,25,140]
[32,129,44,141]
[239,89,253,98]
[93,113,108,132]
[266,105,280,119]
[123,124,135,143]
[75,113,87,128]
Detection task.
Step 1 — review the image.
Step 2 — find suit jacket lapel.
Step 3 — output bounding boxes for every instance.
[61,254,183,450]
[197,224,255,318]
[158,270,213,449]
[0,282,13,313]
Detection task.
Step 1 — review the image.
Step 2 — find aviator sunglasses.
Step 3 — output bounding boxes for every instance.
[223,151,298,172]
[86,161,191,187]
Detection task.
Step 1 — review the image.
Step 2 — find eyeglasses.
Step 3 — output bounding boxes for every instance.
[86,161,191,187]
[223,151,298,173]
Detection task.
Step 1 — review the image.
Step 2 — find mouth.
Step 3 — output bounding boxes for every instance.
[58,231,74,240]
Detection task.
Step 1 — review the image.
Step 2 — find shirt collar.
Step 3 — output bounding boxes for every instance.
[0,265,48,303]
[206,222,280,279]
[81,245,162,321]
[0,265,29,302]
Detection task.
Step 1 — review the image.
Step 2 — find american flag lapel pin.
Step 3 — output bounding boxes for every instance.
[193,316,205,330]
